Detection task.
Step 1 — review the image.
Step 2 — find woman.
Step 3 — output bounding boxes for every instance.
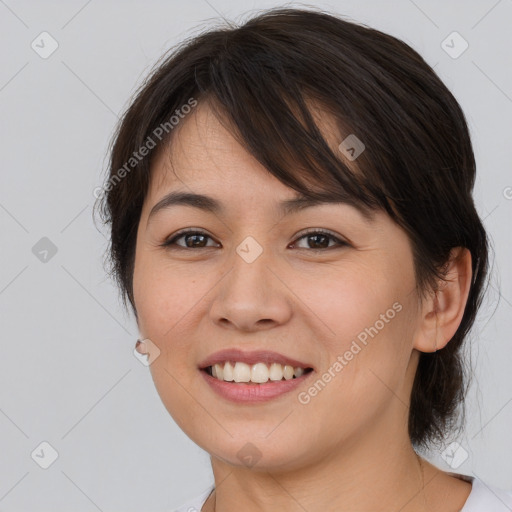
[96,7,512,512]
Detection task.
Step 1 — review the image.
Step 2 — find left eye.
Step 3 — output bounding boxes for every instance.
[291,229,348,250]
[161,229,347,250]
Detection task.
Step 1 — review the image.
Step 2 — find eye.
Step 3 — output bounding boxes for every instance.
[160,228,349,251]
[161,229,219,249]
[290,228,348,251]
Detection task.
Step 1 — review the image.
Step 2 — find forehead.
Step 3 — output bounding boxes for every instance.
[148,102,291,199]
[141,99,382,228]
[148,97,356,194]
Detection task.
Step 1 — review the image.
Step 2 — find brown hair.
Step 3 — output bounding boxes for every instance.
[95,7,490,451]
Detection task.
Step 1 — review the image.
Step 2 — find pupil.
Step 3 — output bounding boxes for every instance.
[186,234,206,248]
[309,234,328,249]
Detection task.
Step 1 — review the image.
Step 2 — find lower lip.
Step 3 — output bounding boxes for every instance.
[200,369,314,403]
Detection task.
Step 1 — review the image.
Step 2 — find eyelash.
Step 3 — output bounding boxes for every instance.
[160,227,349,251]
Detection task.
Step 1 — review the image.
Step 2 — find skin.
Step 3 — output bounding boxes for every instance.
[133,100,474,511]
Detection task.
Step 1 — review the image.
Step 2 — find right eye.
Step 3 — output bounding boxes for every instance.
[160,229,220,250]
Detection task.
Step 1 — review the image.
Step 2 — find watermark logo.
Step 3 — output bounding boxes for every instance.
[32,237,58,263]
[134,338,161,366]
[441,441,469,469]
[94,97,198,199]
[236,442,262,468]
[441,31,469,59]
[236,236,263,264]
[339,134,365,161]
[31,31,59,59]
[298,301,403,404]
[31,441,59,469]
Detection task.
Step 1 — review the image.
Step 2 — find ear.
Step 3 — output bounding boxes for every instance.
[413,247,472,353]
[135,339,148,355]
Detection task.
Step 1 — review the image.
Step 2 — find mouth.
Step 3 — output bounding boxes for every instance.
[199,363,315,403]
[201,361,314,384]
[197,349,315,402]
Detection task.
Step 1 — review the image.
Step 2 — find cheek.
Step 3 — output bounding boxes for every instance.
[292,262,408,350]
[295,265,417,412]
[295,311,417,446]
[133,258,212,434]
[133,251,213,341]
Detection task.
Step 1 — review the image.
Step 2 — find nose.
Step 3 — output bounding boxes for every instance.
[209,246,293,333]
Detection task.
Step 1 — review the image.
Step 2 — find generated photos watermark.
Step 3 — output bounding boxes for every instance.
[93,97,198,199]
[298,301,403,404]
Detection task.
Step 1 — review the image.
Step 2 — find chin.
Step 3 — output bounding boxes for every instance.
[192,431,315,472]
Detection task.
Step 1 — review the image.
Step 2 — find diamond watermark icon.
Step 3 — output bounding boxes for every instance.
[31,31,59,59]
[441,31,468,59]
[236,442,262,468]
[32,237,58,263]
[339,134,365,161]
[236,236,263,263]
[31,441,59,469]
[134,338,161,366]
[441,441,469,469]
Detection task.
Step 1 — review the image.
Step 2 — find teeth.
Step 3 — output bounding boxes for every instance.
[223,361,234,381]
[233,362,251,382]
[269,362,283,381]
[207,361,309,383]
[283,365,294,380]
[213,363,224,380]
[294,367,304,377]
[251,362,270,383]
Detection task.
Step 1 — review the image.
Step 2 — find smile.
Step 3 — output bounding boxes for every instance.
[200,365,315,403]
[204,361,313,383]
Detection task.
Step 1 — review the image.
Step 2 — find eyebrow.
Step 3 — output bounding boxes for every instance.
[147,191,376,224]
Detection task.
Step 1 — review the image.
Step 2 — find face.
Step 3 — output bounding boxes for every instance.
[132,101,423,471]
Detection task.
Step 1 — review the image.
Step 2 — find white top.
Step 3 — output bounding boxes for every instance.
[173,476,512,511]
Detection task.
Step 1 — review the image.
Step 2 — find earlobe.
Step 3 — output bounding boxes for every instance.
[135,339,148,355]
[413,247,472,353]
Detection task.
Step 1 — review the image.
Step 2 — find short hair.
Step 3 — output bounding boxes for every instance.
[95,7,490,451]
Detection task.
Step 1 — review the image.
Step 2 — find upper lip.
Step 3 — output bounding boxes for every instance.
[198,349,314,370]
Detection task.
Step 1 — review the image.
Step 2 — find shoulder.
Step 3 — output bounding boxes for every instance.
[172,485,215,512]
[459,475,512,512]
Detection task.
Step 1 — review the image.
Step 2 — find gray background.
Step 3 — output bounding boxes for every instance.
[0,0,511,510]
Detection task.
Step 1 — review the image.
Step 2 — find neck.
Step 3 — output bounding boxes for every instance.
[205,435,431,512]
